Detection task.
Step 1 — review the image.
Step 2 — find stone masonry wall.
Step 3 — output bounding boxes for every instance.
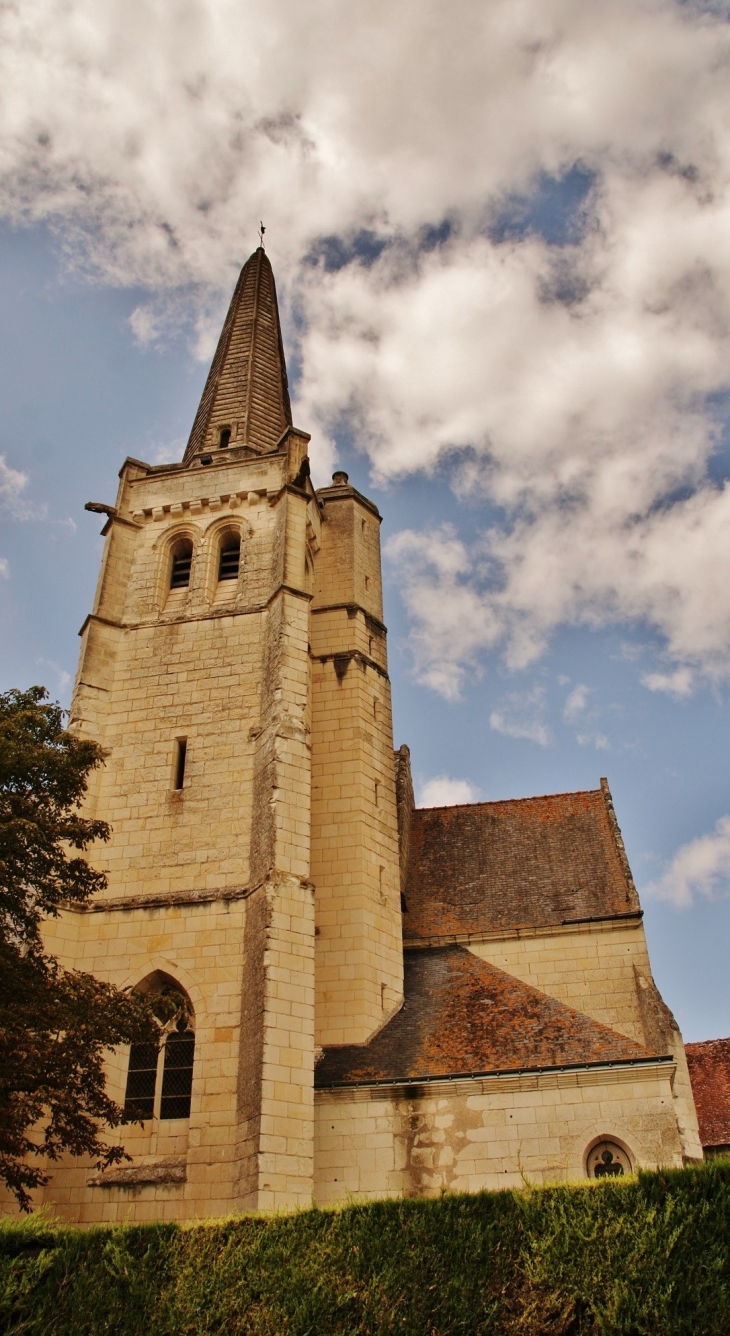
[314,1063,682,1204]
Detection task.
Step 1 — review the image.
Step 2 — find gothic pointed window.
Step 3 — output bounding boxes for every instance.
[122,972,195,1123]
[123,1041,159,1120]
[218,535,240,582]
[170,539,193,589]
[160,1021,196,1119]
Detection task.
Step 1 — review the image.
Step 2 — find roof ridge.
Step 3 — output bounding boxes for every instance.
[416,786,603,814]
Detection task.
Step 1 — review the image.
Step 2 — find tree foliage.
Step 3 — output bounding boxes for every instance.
[0,687,165,1210]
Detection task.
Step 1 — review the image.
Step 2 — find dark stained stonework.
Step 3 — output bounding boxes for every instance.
[686,1037,730,1151]
[403,787,638,942]
[316,946,659,1088]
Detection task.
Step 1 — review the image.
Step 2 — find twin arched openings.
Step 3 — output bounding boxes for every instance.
[124,971,195,1123]
[167,528,241,597]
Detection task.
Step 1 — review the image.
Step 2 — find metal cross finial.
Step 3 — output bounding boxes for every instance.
[259,221,266,249]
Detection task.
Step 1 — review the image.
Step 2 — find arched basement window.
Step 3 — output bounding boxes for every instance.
[160,1021,196,1119]
[218,535,240,582]
[170,539,193,589]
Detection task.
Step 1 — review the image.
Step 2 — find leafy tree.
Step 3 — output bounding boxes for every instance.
[0,686,166,1210]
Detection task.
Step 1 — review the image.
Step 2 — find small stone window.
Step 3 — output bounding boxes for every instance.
[218,535,240,582]
[218,426,231,449]
[170,539,193,589]
[173,738,187,791]
[586,1141,631,1178]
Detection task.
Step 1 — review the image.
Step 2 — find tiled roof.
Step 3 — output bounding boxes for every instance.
[685,1038,730,1149]
[403,785,638,941]
[315,946,656,1088]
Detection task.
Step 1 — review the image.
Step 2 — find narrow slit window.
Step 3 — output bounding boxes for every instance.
[123,1042,159,1121]
[170,540,193,589]
[173,739,187,790]
[160,1025,195,1119]
[218,426,231,449]
[218,536,240,582]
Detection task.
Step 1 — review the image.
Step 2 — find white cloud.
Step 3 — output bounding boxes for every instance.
[385,525,500,698]
[152,439,186,465]
[646,815,730,907]
[563,684,591,726]
[641,667,695,698]
[490,686,552,747]
[0,456,31,519]
[561,682,609,748]
[418,776,479,808]
[2,3,730,691]
[36,658,71,694]
[0,558,9,579]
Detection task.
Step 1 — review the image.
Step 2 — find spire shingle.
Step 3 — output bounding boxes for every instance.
[183,247,292,463]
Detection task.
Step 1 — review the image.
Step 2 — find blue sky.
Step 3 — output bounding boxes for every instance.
[2,0,730,1043]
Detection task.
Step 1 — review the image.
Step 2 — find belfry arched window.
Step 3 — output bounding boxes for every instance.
[123,973,195,1122]
[218,534,240,582]
[170,538,193,590]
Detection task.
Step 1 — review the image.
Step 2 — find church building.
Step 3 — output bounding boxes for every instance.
[18,246,703,1223]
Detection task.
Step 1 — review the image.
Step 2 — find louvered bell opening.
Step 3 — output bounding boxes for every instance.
[218,538,240,582]
[123,1041,159,1120]
[170,542,193,589]
[160,1029,195,1119]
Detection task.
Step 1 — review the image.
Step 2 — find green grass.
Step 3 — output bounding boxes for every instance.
[2,1161,730,1334]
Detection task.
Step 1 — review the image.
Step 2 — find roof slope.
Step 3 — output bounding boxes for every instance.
[403,785,638,941]
[686,1038,730,1149]
[316,946,656,1088]
[183,247,292,462]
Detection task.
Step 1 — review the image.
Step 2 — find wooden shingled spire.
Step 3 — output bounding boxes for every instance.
[183,247,292,463]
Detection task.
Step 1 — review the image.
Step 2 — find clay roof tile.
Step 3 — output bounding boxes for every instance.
[316,946,659,1088]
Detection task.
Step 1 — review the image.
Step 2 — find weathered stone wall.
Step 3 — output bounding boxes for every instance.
[314,1063,683,1204]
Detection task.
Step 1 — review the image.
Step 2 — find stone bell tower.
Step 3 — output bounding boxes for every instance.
[36,247,403,1224]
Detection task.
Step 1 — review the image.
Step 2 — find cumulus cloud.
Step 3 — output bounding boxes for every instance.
[490,686,552,747]
[646,814,730,906]
[0,558,9,579]
[418,776,479,808]
[641,666,695,697]
[2,2,730,693]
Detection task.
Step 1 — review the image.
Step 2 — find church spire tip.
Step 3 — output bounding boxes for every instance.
[183,244,291,463]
